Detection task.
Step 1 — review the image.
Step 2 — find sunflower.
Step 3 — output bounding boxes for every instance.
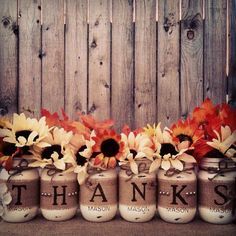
[206,126,236,160]
[119,127,153,174]
[69,133,95,184]
[0,137,20,171]
[144,123,196,173]
[170,118,203,149]
[29,127,74,171]
[0,113,50,149]
[91,129,125,169]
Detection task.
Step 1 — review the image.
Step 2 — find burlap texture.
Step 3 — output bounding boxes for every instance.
[7,179,39,209]
[40,179,78,210]
[158,179,197,208]
[119,172,156,205]
[80,176,117,205]
[198,179,235,210]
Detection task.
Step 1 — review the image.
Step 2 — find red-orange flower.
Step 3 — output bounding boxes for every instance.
[91,129,125,169]
[171,118,203,149]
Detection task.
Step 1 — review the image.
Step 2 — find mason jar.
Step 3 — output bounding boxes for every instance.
[119,160,156,222]
[198,158,236,224]
[40,169,78,221]
[157,163,197,223]
[80,168,117,222]
[0,157,39,222]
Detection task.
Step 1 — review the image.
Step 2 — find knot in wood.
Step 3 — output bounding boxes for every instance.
[187,30,194,40]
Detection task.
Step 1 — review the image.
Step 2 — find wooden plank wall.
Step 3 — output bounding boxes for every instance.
[0,0,235,130]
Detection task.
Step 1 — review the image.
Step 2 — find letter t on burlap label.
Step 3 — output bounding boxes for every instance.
[12,185,27,205]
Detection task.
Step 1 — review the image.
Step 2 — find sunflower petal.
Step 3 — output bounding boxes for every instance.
[170,159,183,171]
[178,153,196,163]
[161,160,171,171]
[149,159,161,173]
[130,160,138,175]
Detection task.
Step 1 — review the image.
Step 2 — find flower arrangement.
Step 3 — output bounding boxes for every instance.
[0,98,235,180]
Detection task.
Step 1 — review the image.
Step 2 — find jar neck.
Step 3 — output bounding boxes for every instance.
[200,157,236,170]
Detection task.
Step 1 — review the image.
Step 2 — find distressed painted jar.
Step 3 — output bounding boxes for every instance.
[40,169,78,221]
[0,157,39,222]
[119,160,156,222]
[157,164,197,223]
[80,169,117,222]
[198,158,236,224]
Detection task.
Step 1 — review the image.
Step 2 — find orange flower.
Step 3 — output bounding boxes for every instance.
[171,118,203,149]
[192,98,216,125]
[91,129,125,169]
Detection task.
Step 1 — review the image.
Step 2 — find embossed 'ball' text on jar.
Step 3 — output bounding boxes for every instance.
[157,163,197,223]
[0,157,40,222]
[198,158,236,224]
[119,160,156,222]
[40,169,78,221]
[79,168,117,222]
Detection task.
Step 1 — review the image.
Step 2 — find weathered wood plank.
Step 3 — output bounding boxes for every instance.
[228,0,236,107]
[41,0,65,112]
[88,0,110,120]
[158,0,180,126]
[18,0,41,118]
[180,0,203,119]
[204,0,227,103]
[0,0,18,116]
[65,0,88,118]
[135,0,156,128]
[111,0,134,131]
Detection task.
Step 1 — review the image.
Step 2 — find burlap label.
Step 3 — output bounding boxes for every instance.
[7,179,39,209]
[80,177,117,205]
[40,180,78,210]
[158,179,197,208]
[198,179,235,211]
[119,174,156,206]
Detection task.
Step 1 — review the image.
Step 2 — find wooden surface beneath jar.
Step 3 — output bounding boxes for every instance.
[0,213,235,236]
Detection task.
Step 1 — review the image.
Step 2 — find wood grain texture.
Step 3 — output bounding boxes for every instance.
[0,0,18,116]
[88,0,111,120]
[180,0,203,119]
[135,0,156,128]
[204,0,227,103]
[228,0,236,107]
[111,0,134,131]
[18,0,41,118]
[65,0,88,119]
[41,0,65,112]
[158,0,180,127]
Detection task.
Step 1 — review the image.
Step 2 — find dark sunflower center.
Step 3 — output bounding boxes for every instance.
[177,134,193,145]
[101,138,120,157]
[15,130,39,142]
[130,149,137,157]
[76,145,87,166]
[205,149,225,158]
[2,142,17,156]
[41,145,63,160]
[160,143,178,156]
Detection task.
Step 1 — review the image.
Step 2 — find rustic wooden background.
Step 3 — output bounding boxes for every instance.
[0,0,235,131]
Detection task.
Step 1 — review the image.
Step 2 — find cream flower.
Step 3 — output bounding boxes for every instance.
[145,123,196,173]
[119,131,154,174]
[0,113,50,147]
[207,126,236,160]
[0,183,12,217]
[29,127,74,171]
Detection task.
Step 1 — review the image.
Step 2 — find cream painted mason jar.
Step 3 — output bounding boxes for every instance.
[80,169,117,222]
[198,158,236,224]
[40,169,78,221]
[119,160,156,222]
[0,157,39,222]
[157,164,197,223]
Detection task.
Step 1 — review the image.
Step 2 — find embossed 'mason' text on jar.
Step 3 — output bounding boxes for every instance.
[40,169,78,221]
[0,157,39,222]
[198,158,236,224]
[80,168,117,222]
[157,163,197,223]
[119,160,156,222]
